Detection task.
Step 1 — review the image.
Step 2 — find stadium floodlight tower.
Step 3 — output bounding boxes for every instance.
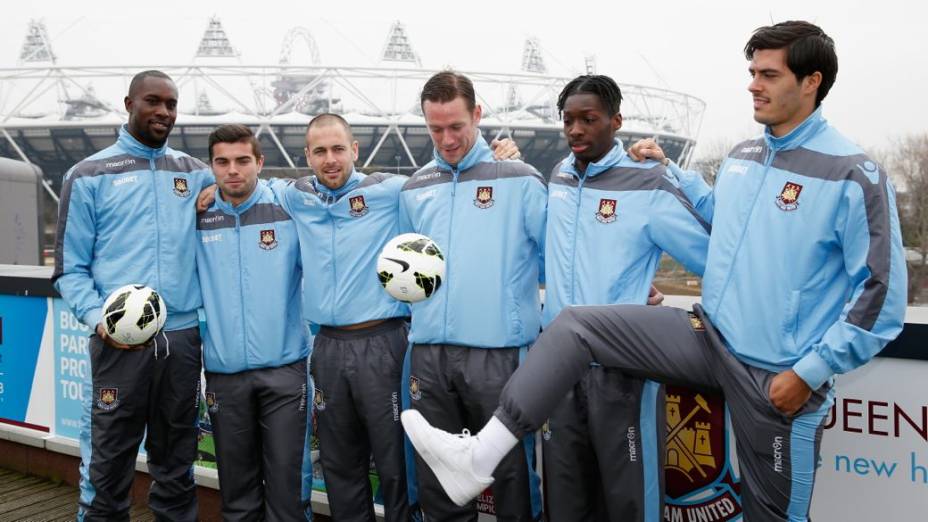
[195,17,239,59]
[381,21,422,67]
[584,54,597,75]
[19,19,57,65]
[521,38,547,75]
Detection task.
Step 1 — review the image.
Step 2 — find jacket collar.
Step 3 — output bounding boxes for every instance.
[764,106,827,152]
[215,181,264,215]
[312,169,363,202]
[433,131,494,173]
[117,124,168,159]
[559,138,627,179]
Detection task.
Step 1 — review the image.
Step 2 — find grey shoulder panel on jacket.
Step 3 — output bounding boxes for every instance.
[293,176,317,194]
[159,154,209,173]
[772,148,873,183]
[241,203,292,227]
[726,138,768,162]
[402,165,452,191]
[581,164,667,192]
[359,171,406,188]
[197,210,236,231]
[459,161,547,185]
[66,154,150,180]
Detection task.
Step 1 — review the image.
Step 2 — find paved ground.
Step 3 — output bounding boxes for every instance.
[0,467,154,522]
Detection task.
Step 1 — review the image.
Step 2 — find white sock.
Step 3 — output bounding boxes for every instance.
[471,416,519,478]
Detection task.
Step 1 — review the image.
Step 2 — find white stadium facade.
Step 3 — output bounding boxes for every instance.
[0,18,705,200]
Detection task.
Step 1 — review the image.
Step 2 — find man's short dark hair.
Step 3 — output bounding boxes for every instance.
[744,20,838,106]
[420,71,476,112]
[556,75,623,117]
[208,124,262,161]
[128,70,174,97]
[307,113,354,141]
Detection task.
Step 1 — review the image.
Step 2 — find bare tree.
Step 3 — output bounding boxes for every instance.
[890,133,928,304]
[689,139,736,186]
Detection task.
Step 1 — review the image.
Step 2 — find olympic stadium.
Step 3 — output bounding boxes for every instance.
[0,17,705,201]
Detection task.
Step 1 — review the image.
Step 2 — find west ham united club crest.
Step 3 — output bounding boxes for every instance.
[173,177,190,197]
[349,195,369,217]
[98,387,119,411]
[595,198,617,223]
[775,181,803,211]
[259,229,278,250]
[688,312,706,331]
[206,392,219,414]
[474,186,494,209]
[664,387,742,521]
[409,376,422,401]
[313,388,326,411]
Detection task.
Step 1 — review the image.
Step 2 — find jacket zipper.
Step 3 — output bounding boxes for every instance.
[329,201,338,326]
[442,169,458,340]
[569,175,584,303]
[150,158,162,296]
[235,213,247,366]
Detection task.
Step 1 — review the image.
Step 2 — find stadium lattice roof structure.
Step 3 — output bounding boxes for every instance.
[0,18,705,201]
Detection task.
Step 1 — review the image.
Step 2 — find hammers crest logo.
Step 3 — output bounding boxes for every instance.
[409,376,422,401]
[775,182,803,211]
[474,186,495,209]
[664,386,742,520]
[259,229,278,250]
[595,198,617,223]
[313,388,326,411]
[205,392,219,414]
[349,195,369,217]
[173,177,190,197]
[98,387,119,410]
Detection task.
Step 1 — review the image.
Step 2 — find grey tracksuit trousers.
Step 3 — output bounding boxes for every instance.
[496,305,833,522]
[78,327,201,522]
[206,359,309,522]
[411,344,537,522]
[543,368,665,521]
[311,318,411,522]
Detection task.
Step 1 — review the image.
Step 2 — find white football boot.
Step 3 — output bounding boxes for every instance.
[401,409,494,506]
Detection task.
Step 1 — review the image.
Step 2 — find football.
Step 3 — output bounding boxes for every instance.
[101,284,167,345]
[376,233,446,303]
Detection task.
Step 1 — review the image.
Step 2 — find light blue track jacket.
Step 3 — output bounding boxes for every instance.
[668,108,907,390]
[275,170,409,327]
[53,125,214,331]
[196,183,307,373]
[398,133,547,348]
[543,140,710,326]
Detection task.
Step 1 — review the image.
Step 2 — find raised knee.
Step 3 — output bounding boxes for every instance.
[551,306,584,332]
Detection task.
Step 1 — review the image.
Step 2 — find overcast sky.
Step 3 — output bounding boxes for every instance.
[1,0,924,159]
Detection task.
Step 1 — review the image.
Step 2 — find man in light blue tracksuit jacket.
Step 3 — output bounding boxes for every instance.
[53,71,212,521]
[400,22,906,522]
[542,75,710,522]
[399,71,546,521]
[196,125,309,521]
[273,114,412,522]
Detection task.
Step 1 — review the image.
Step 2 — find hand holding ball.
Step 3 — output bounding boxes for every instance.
[100,285,167,346]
